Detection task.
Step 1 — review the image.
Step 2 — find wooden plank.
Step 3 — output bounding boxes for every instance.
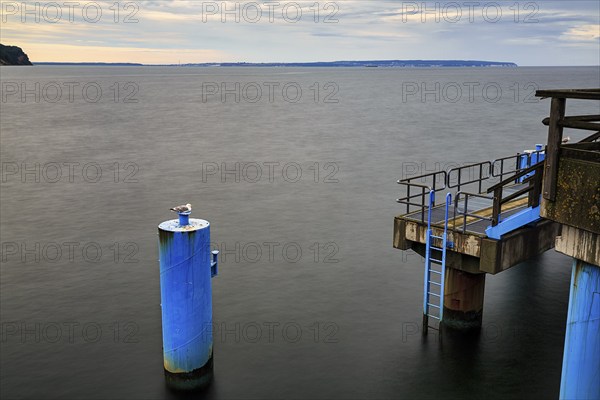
[543,115,600,125]
[581,131,600,143]
[560,147,600,163]
[536,89,600,100]
[563,114,600,122]
[492,188,502,226]
[559,120,600,131]
[562,142,600,151]
[543,97,566,201]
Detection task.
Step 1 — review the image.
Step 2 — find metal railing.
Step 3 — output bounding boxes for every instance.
[453,192,495,232]
[491,148,545,180]
[487,161,544,227]
[397,149,546,231]
[397,171,447,223]
[491,153,523,179]
[447,161,492,193]
[452,161,544,233]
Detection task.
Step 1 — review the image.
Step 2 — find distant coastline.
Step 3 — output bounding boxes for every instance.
[35,62,144,66]
[33,60,518,68]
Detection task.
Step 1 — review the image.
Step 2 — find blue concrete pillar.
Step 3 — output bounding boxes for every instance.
[158,211,218,390]
[560,259,600,400]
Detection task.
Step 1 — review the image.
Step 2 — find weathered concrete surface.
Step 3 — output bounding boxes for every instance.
[480,220,560,274]
[394,217,481,257]
[411,243,481,274]
[394,216,559,274]
[443,268,486,330]
[541,157,600,234]
[393,218,410,250]
[555,225,600,267]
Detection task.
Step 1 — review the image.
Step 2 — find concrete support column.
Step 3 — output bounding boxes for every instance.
[443,268,486,330]
[560,259,600,400]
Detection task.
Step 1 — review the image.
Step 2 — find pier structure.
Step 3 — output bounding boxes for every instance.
[393,88,599,398]
[394,141,557,330]
[536,89,599,399]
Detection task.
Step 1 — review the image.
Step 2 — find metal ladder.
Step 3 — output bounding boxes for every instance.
[423,191,452,334]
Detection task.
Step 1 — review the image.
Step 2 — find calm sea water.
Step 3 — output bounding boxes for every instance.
[1,66,599,400]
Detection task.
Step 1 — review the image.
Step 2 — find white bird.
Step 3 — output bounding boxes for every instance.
[562,136,571,144]
[170,203,192,213]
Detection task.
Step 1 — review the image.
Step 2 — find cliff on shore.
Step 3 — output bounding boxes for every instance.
[0,44,33,66]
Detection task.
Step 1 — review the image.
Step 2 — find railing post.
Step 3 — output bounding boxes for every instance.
[463,195,469,232]
[478,164,483,193]
[452,194,458,231]
[530,164,543,207]
[421,187,426,223]
[544,97,566,201]
[492,187,502,226]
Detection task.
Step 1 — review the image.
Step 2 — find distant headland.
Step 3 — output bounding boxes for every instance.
[0,44,33,66]
[0,44,519,68]
[34,60,518,68]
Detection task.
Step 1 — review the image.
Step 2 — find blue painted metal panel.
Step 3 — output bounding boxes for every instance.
[518,145,545,183]
[485,206,541,240]
[158,217,214,375]
[560,260,600,400]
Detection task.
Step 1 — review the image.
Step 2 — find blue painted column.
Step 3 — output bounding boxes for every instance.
[560,259,600,400]
[158,211,218,390]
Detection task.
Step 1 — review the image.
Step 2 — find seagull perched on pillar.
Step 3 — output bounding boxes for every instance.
[170,203,192,213]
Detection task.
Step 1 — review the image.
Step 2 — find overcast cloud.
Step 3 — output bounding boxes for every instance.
[1,0,598,65]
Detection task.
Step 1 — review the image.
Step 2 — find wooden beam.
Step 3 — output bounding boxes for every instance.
[559,120,600,131]
[543,115,600,125]
[562,142,600,151]
[536,89,600,100]
[543,97,566,201]
[581,131,600,143]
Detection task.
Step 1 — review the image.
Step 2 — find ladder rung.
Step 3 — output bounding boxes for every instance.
[425,198,449,322]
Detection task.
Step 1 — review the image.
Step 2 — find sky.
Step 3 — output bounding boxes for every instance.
[1,0,599,65]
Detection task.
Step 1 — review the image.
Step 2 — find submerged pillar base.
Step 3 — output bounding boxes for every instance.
[443,268,485,330]
[164,355,214,391]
